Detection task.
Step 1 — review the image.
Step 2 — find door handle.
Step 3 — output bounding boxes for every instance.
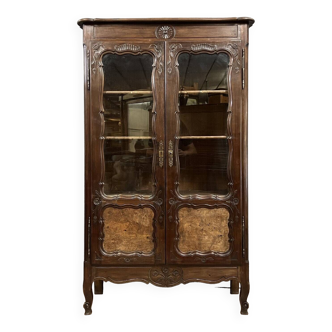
[168,140,174,167]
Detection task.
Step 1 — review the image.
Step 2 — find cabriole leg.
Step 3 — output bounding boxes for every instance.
[239,263,250,315]
[83,265,93,316]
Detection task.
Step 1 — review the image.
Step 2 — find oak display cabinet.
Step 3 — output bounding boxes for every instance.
[78,17,254,315]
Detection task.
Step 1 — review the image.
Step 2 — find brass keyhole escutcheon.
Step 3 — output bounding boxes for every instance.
[168,140,174,167]
[159,141,164,167]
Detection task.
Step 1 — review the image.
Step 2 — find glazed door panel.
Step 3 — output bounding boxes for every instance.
[165,41,243,265]
[89,41,166,265]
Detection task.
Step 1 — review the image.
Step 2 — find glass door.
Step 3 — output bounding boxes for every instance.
[102,52,155,195]
[177,52,230,196]
[165,42,243,264]
[90,42,165,265]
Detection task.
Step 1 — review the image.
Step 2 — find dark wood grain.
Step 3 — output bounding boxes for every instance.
[77,17,255,29]
[80,18,253,315]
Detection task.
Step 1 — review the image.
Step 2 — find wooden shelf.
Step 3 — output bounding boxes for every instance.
[179,90,227,94]
[105,136,152,140]
[179,136,227,139]
[103,90,227,95]
[104,91,152,94]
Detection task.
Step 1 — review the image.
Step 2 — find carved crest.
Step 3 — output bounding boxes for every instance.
[191,43,217,51]
[114,44,141,52]
[156,25,175,39]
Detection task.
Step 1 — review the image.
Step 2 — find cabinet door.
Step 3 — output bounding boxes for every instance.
[165,41,243,265]
[89,41,165,265]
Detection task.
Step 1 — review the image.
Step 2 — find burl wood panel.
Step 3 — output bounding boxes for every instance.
[103,207,154,254]
[178,207,230,253]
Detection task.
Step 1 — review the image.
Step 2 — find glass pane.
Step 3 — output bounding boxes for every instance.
[178,52,229,137]
[178,139,228,195]
[102,53,155,195]
[179,98,228,137]
[103,53,153,91]
[104,139,153,195]
[177,52,230,195]
[178,52,229,90]
[103,94,153,138]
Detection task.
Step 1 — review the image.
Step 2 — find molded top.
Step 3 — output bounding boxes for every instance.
[77,17,255,29]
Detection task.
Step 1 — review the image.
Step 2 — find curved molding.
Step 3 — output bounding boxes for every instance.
[95,276,150,285]
[149,44,163,75]
[97,43,164,201]
[167,43,182,74]
[191,43,217,51]
[97,203,157,260]
[93,267,239,287]
[171,42,240,202]
[182,275,238,284]
[91,43,105,74]
[224,43,241,74]
[172,201,235,260]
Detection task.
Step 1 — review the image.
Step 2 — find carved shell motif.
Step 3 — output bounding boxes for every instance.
[156,25,175,39]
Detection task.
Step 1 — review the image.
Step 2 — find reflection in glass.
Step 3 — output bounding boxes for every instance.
[103,94,153,138]
[178,52,229,91]
[178,139,228,195]
[103,53,153,91]
[102,53,154,195]
[177,53,230,195]
[104,139,153,195]
[179,94,228,137]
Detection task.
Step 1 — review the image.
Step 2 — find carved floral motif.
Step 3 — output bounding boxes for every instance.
[149,44,163,75]
[149,266,183,287]
[167,43,182,74]
[91,43,105,74]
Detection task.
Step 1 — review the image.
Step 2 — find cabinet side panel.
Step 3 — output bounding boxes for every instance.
[83,25,93,262]
[239,24,249,262]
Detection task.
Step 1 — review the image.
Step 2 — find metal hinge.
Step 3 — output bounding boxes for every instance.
[88,217,91,258]
[242,48,245,90]
[86,50,90,90]
[242,216,245,257]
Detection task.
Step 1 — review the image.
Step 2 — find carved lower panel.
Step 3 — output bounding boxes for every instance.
[177,207,230,253]
[149,266,183,287]
[92,266,239,287]
[103,207,154,254]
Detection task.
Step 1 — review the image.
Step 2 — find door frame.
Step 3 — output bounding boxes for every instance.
[164,40,244,265]
[88,40,166,265]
